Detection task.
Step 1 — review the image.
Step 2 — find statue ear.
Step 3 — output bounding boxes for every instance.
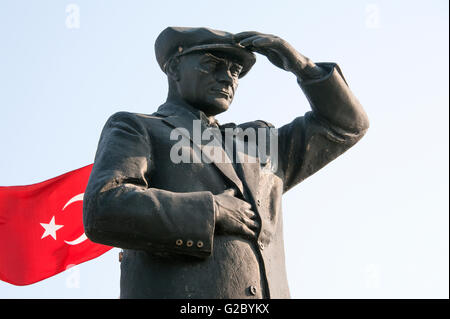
[166,56,180,82]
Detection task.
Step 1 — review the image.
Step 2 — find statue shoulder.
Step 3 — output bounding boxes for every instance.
[238,120,275,130]
[106,111,140,125]
[105,111,164,127]
[254,120,275,128]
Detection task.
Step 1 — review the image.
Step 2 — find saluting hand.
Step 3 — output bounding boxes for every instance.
[234,31,326,80]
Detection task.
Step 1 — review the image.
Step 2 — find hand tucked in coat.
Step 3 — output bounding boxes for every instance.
[213,188,260,240]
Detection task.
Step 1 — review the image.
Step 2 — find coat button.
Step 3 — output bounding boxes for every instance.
[186,240,193,247]
[249,285,257,296]
[176,239,183,246]
[197,241,204,248]
[258,241,264,250]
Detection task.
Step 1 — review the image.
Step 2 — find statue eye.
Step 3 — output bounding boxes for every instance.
[201,59,218,70]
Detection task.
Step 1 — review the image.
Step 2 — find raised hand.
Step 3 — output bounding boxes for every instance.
[234,31,326,80]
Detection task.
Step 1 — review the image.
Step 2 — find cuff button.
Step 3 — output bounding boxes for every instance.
[176,239,183,246]
[197,241,204,248]
[186,240,193,247]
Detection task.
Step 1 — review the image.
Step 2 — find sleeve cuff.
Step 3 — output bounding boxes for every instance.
[163,191,216,258]
[297,62,340,86]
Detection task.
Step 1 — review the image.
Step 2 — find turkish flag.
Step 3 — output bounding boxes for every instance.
[0,164,113,286]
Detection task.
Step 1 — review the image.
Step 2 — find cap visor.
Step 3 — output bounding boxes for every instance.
[178,44,256,77]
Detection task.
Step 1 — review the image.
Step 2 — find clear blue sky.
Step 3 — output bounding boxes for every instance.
[0,0,448,298]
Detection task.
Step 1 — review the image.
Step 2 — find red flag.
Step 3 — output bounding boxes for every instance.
[0,164,113,286]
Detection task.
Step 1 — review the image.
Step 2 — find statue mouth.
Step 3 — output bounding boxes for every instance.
[210,88,232,98]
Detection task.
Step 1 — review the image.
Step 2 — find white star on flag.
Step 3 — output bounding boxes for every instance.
[40,216,64,240]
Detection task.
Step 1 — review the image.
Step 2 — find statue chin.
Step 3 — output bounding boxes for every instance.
[195,99,230,117]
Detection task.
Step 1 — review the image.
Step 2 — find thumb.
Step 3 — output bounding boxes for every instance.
[222,188,236,197]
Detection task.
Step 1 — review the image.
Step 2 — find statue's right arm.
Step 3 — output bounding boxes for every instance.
[82,112,215,258]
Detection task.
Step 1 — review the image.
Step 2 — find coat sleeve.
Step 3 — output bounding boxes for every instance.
[83,112,216,258]
[277,63,370,193]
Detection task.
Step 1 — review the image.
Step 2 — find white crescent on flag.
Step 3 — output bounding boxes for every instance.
[62,193,88,245]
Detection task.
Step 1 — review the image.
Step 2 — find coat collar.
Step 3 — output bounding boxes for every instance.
[156,102,220,127]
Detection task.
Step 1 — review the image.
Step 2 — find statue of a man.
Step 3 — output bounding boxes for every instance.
[83,27,369,298]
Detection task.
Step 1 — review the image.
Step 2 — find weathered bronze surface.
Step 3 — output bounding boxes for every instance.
[83,27,369,298]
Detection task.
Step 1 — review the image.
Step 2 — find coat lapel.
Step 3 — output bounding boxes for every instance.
[157,105,245,197]
[234,132,261,209]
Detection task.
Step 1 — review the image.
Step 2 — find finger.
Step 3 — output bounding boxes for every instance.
[234,212,256,228]
[241,201,252,210]
[233,31,264,42]
[234,197,251,209]
[252,37,276,48]
[251,47,287,70]
[240,224,257,239]
[239,212,259,230]
[222,188,236,197]
[238,35,264,47]
[244,208,256,219]
[245,218,260,231]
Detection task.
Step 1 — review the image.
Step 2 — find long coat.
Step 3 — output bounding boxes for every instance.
[83,63,369,298]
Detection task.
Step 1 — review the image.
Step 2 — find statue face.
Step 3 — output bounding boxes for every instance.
[176,52,243,116]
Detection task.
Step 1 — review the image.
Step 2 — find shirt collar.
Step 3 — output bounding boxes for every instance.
[156,101,220,128]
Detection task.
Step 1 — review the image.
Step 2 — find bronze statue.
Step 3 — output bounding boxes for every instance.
[83,27,369,298]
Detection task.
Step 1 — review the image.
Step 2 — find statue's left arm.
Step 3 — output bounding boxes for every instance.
[235,32,370,191]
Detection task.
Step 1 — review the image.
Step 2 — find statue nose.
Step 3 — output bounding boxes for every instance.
[216,70,234,84]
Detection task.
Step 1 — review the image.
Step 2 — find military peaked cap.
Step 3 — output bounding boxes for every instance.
[155,27,256,78]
